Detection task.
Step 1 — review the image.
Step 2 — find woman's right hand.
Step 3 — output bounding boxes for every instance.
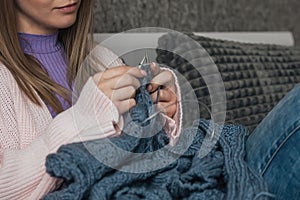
[93,66,147,114]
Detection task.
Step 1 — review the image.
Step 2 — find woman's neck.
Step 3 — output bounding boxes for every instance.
[17,15,58,35]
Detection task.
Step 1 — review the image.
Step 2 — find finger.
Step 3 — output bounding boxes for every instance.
[102,66,147,80]
[111,86,136,101]
[148,70,175,93]
[107,74,141,90]
[150,88,175,103]
[149,62,161,77]
[114,98,136,114]
[156,102,177,118]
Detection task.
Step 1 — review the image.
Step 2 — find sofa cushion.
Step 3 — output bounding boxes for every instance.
[156,32,300,132]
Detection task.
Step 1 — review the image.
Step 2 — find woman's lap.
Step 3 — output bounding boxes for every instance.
[246,84,300,200]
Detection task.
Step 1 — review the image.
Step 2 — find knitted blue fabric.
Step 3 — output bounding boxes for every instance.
[43,65,269,200]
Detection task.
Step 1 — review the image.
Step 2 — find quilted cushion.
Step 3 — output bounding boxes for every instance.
[156,32,300,132]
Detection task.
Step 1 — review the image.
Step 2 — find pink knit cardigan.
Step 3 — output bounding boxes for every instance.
[0,46,182,200]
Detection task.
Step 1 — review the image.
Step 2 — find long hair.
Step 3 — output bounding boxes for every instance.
[0,0,94,114]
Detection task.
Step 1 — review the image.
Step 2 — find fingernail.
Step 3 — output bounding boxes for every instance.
[151,62,157,67]
[141,70,147,76]
[147,84,153,91]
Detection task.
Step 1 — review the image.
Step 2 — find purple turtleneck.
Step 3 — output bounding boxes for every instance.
[18,32,71,117]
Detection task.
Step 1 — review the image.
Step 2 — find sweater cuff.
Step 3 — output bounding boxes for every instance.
[71,77,122,142]
[161,67,183,146]
[161,114,177,146]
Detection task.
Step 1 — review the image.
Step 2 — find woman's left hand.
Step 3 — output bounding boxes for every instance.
[147,63,178,118]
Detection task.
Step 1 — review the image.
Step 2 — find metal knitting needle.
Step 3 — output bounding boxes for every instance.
[141,98,180,125]
[141,109,163,125]
[137,52,163,125]
[138,52,149,67]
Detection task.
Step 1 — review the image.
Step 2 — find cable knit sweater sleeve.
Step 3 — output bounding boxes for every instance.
[0,46,182,200]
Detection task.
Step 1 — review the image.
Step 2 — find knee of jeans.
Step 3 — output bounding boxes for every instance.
[246,121,300,176]
[245,84,300,175]
[261,128,300,199]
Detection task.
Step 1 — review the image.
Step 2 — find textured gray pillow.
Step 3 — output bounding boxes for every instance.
[156,33,300,132]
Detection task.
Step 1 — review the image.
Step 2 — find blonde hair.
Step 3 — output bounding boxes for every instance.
[0,0,94,114]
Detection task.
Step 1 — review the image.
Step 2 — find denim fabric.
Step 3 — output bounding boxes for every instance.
[246,84,300,200]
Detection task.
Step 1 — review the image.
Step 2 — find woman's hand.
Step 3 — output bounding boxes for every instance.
[93,63,178,118]
[93,66,147,114]
[147,63,178,118]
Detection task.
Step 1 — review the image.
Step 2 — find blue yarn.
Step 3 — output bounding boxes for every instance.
[43,65,268,200]
[129,63,154,125]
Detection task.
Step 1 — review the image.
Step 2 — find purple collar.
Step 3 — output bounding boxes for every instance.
[18,32,62,54]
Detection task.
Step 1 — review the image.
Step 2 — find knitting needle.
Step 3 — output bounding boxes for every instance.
[141,109,163,125]
[138,52,149,68]
[141,99,178,125]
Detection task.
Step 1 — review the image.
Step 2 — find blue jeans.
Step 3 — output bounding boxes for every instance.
[246,84,300,200]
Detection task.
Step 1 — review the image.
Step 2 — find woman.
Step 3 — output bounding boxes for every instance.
[0,0,181,199]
